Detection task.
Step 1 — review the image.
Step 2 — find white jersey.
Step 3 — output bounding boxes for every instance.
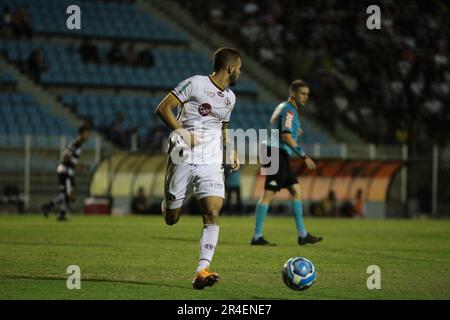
[169,75,236,165]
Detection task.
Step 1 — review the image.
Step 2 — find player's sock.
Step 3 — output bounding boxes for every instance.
[196,224,219,273]
[292,200,308,238]
[253,203,269,240]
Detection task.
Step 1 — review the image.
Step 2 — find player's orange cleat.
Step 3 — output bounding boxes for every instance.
[192,268,220,289]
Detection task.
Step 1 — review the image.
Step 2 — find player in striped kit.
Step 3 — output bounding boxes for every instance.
[41,125,90,221]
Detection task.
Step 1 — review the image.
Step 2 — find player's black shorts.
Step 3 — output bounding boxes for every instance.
[58,173,76,199]
[263,147,298,192]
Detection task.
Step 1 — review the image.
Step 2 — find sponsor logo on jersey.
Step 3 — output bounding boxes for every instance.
[217,91,224,97]
[198,103,227,121]
[176,80,191,95]
[210,182,223,189]
[204,89,216,98]
[285,111,294,129]
[198,103,212,116]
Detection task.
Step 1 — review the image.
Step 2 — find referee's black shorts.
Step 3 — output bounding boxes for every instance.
[262,147,298,192]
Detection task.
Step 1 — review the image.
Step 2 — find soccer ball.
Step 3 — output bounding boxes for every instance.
[282,257,317,290]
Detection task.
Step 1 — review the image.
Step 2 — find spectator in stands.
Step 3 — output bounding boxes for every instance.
[147,125,166,153]
[131,187,151,214]
[224,165,242,214]
[109,112,128,148]
[137,47,155,68]
[179,0,450,149]
[10,6,32,39]
[108,112,138,149]
[107,41,125,65]
[26,49,48,82]
[1,6,12,38]
[124,43,138,66]
[79,39,101,64]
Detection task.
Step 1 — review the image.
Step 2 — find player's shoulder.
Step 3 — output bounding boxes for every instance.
[224,87,236,99]
[280,101,297,114]
[185,74,207,85]
[176,75,203,89]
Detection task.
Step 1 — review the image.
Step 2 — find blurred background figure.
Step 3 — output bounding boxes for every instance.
[224,164,242,214]
[310,190,338,217]
[10,6,32,38]
[131,187,151,214]
[107,112,138,149]
[352,189,365,218]
[0,185,25,214]
[147,125,166,153]
[137,46,155,68]
[107,41,125,65]
[1,6,13,38]
[322,190,338,217]
[26,49,48,82]
[79,39,101,64]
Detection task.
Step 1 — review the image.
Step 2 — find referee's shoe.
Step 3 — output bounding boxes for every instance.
[298,233,322,245]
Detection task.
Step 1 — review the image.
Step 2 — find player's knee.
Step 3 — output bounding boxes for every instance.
[164,209,180,225]
[203,209,220,224]
[292,190,303,200]
[165,216,179,225]
[261,192,275,205]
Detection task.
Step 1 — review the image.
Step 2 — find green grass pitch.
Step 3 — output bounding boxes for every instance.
[0,214,449,299]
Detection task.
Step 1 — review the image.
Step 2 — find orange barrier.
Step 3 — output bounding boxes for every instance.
[90,155,403,205]
[252,160,403,202]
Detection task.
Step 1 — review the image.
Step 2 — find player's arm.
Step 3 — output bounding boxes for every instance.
[280,109,307,158]
[280,109,316,171]
[222,122,239,172]
[155,93,183,131]
[281,132,316,171]
[155,93,199,147]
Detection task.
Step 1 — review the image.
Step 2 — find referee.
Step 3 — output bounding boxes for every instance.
[251,80,323,246]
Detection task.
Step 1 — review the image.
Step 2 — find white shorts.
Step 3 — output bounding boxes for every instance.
[164,160,225,209]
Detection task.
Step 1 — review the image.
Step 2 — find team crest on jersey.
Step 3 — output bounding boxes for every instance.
[217,91,224,97]
[224,97,231,108]
[198,103,212,116]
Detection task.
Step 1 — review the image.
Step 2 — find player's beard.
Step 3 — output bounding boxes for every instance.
[229,71,238,87]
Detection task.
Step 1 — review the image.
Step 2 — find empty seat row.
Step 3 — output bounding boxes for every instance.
[0,92,78,137]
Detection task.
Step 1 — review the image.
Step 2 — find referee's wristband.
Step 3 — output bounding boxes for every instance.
[293,146,308,159]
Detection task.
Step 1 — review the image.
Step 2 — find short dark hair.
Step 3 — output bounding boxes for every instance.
[78,125,90,134]
[290,79,308,93]
[213,47,241,72]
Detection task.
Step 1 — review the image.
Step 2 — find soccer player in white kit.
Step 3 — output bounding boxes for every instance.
[155,48,241,289]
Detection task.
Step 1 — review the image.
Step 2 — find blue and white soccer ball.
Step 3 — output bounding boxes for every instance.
[282,257,317,290]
